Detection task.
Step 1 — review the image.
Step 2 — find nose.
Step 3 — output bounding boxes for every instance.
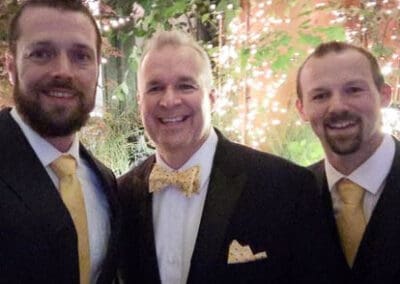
[50,53,73,79]
[328,91,349,113]
[159,87,181,107]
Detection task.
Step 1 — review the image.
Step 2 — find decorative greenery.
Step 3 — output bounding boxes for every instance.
[0,1,18,105]
[80,107,153,176]
[1,1,400,171]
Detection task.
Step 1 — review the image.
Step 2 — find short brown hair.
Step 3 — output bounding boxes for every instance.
[8,0,102,58]
[296,41,384,100]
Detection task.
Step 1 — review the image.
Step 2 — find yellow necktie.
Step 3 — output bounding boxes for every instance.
[149,164,200,197]
[336,178,366,267]
[51,155,90,284]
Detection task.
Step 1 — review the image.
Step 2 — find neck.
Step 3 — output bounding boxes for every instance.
[158,132,210,170]
[325,135,385,175]
[45,134,75,153]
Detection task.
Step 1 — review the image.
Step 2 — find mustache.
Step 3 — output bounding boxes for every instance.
[34,78,81,94]
[323,111,361,125]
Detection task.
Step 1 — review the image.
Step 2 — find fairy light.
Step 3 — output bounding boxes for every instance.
[382,63,393,76]
[93,0,400,154]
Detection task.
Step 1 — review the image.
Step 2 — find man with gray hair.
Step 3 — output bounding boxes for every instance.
[118,29,344,284]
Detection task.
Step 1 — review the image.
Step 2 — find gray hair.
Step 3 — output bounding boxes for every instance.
[138,29,214,89]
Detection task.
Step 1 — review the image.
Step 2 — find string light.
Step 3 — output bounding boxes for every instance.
[207,0,400,149]
[89,0,400,152]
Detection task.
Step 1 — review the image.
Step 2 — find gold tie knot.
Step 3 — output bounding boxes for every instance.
[337,178,365,206]
[149,164,200,197]
[51,155,77,178]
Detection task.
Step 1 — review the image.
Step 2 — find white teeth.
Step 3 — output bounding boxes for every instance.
[330,121,354,128]
[161,116,184,123]
[47,91,73,98]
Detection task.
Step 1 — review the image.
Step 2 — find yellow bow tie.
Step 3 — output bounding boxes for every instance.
[149,164,200,197]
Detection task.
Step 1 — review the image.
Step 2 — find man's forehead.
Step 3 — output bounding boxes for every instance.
[303,51,371,78]
[145,75,197,84]
[18,6,95,38]
[16,7,96,50]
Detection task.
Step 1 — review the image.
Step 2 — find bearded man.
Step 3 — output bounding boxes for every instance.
[0,1,119,283]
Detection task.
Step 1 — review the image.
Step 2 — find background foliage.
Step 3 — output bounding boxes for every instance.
[1,0,398,173]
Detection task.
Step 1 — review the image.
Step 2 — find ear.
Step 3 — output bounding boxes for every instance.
[295,98,309,122]
[5,52,17,86]
[209,88,216,104]
[208,88,216,112]
[379,83,392,108]
[136,91,143,106]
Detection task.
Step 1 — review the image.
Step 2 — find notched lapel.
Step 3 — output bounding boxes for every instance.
[0,110,70,231]
[135,157,161,283]
[189,165,247,279]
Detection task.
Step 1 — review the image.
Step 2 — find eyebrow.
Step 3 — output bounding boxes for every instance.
[307,87,328,94]
[345,79,367,85]
[26,41,52,49]
[176,76,197,83]
[27,41,93,51]
[145,76,197,86]
[145,80,162,87]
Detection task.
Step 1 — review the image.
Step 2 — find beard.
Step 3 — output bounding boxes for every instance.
[13,76,95,137]
[323,111,362,155]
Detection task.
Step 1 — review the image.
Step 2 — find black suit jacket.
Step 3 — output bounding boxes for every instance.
[118,129,345,284]
[0,108,120,284]
[310,138,400,284]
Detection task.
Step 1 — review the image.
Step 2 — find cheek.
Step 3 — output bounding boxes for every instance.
[77,69,98,88]
[139,101,155,122]
[307,110,325,128]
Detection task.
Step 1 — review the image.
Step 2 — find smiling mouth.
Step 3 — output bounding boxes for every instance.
[325,120,357,130]
[44,90,75,99]
[159,116,188,124]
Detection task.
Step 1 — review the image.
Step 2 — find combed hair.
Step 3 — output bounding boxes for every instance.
[139,29,214,89]
[8,0,102,57]
[296,41,384,99]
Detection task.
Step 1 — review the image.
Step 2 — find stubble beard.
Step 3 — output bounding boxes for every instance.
[323,112,363,155]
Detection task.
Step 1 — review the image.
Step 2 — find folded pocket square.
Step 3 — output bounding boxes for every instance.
[227,239,268,264]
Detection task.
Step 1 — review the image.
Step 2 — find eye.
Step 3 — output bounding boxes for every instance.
[71,49,94,64]
[312,92,328,101]
[346,86,363,94]
[146,85,163,94]
[177,83,197,92]
[27,48,54,62]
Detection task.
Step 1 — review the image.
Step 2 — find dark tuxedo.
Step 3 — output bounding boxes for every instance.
[0,108,120,284]
[310,138,400,284]
[118,129,345,284]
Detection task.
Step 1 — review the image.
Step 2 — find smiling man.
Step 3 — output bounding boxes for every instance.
[0,1,119,283]
[296,41,400,283]
[118,30,345,284]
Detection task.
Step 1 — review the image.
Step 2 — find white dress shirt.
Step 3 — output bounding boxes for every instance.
[10,108,110,283]
[152,128,218,284]
[325,134,395,222]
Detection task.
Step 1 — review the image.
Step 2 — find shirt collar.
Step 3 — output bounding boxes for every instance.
[155,128,218,189]
[10,107,80,167]
[325,134,395,194]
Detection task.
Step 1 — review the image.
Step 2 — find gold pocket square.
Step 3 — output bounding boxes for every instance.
[227,240,268,264]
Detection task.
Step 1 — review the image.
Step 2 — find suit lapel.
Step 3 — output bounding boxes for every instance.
[309,161,349,267]
[353,139,400,279]
[188,132,247,282]
[136,157,161,283]
[0,109,70,231]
